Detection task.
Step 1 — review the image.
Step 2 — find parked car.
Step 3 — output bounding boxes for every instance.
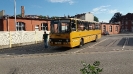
[103,31,109,35]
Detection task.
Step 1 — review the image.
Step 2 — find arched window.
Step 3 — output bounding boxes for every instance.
[116,26,118,31]
[103,25,106,32]
[109,26,112,32]
[16,22,25,31]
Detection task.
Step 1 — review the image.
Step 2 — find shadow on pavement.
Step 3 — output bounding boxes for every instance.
[117,37,133,46]
[117,38,126,46]
[108,35,133,37]
[0,42,71,55]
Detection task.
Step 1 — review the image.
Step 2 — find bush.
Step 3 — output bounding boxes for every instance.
[80,61,103,74]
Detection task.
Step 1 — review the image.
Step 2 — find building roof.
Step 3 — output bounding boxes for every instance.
[101,23,119,25]
[2,15,51,21]
[74,12,92,17]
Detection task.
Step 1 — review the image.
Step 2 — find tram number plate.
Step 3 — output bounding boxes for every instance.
[55,42,61,44]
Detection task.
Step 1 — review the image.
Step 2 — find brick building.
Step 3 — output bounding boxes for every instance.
[0,6,51,31]
[0,16,50,31]
[120,13,133,32]
[101,23,120,35]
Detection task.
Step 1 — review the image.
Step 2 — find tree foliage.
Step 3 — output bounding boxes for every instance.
[94,16,99,22]
[50,16,61,19]
[38,15,47,19]
[109,12,122,23]
[16,14,21,17]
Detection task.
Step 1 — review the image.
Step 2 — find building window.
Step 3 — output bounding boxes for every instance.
[122,21,124,25]
[16,22,25,31]
[41,23,48,31]
[125,26,128,31]
[103,25,106,32]
[116,26,118,31]
[125,21,128,25]
[35,25,39,31]
[132,21,133,25]
[121,26,124,32]
[109,26,112,32]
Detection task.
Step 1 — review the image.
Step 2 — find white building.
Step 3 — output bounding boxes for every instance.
[0,10,5,18]
[74,12,94,22]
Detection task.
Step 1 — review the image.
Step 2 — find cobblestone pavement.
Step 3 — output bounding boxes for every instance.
[0,36,106,55]
[0,33,133,55]
[0,43,64,55]
[0,34,133,74]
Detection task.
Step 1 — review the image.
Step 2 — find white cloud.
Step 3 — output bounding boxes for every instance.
[91,5,120,14]
[48,0,74,5]
[92,5,111,12]
[108,9,118,14]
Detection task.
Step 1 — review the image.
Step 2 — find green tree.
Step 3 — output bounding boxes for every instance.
[38,15,47,19]
[94,16,99,22]
[51,16,60,19]
[109,12,122,23]
[16,14,21,17]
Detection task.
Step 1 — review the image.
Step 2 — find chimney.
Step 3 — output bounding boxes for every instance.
[21,6,25,17]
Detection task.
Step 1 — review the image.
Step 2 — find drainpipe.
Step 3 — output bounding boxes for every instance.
[7,17,9,31]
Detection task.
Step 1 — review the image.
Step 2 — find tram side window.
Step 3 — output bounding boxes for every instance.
[84,22,89,30]
[77,21,85,31]
[98,24,100,30]
[95,24,100,30]
[71,23,76,31]
[87,23,90,30]
[82,22,86,31]
[89,23,93,30]
[92,23,95,30]
[77,21,81,31]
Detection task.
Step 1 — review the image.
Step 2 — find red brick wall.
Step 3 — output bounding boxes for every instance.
[120,13,133,32]
[101,23,120,35]
[2,18,50,31]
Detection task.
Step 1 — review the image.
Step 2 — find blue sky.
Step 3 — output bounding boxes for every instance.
[1,0,133,22]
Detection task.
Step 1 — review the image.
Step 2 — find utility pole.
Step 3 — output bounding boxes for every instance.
[14,0,16,31]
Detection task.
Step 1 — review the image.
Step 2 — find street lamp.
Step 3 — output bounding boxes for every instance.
[14,0,16,31]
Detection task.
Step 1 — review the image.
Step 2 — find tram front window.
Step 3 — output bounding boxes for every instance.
[51,20,71,33]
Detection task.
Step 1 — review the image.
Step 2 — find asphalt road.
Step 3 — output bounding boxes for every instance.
[0,33,133,74]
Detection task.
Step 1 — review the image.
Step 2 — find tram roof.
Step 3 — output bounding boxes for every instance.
[52,18,100,23]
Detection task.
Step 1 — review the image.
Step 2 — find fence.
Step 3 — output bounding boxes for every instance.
[0,31,50,49]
